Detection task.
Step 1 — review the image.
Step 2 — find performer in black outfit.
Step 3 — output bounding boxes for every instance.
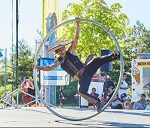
[36,18,120,111]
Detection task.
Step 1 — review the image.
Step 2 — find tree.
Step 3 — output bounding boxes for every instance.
[127,21,150,54]
[10,40,34,86]
[60,0,130,61]
[119,21,150,87]
[0,60,5,86]
[55,0,131,85]
[123,21,150,70]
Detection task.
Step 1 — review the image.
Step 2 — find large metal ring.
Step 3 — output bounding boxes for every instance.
[33,18,124,121]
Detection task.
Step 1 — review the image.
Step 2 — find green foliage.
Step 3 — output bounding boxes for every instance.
[0,64,5,86]
[9,40,34,85]
[0,84,12,99]
[127,21,150,54]
[63,79,78,98]
[0,84,23,105]
[119,21,150,87]
[61,0,130,61]
[124,21,150,69]
[18,40,34,81]
[56,79,78,105]
[0,86,5,99]
[0,33,34,104]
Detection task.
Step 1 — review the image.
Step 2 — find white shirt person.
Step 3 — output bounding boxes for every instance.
[118,73,128,97]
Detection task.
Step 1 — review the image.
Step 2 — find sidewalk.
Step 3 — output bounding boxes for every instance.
[0,107,150,127]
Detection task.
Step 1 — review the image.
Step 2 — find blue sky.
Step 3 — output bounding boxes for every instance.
[105,0,150,28]
[0,0,150,57]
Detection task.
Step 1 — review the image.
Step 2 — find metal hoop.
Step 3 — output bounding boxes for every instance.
[33,18,124,121]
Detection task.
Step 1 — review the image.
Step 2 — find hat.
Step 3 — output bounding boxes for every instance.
[121,93,127,98]
[48,40,72,52]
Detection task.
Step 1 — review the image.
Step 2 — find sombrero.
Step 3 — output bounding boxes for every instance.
[48,40,72,52]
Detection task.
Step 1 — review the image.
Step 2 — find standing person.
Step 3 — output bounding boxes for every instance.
[21,76,34,107]
[103,75,115,103]
[59,86,65,107]
[118,73,128,98]
[36,18,120,111]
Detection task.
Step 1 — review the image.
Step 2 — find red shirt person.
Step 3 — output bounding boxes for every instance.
[21,76,34,107]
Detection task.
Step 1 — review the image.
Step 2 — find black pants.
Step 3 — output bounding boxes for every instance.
[79,53,118,105]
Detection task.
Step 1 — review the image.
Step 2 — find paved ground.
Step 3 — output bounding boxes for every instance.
[0,107,150,127]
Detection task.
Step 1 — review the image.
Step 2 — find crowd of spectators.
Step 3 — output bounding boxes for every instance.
[87,73,150,111]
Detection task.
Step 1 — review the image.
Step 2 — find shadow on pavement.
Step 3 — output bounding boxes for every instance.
[55,119,150,127]
[105,109,150,117]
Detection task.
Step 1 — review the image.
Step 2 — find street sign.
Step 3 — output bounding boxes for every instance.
[40,58,70,86]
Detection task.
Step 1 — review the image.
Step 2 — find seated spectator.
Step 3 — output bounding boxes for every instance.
[145,98,150,110]
[106,88,115,103]
[88,88,99,108]
[123,96,132,109]
[143,81,150,97]
[132,94,148,110]
[111,93,127,109]
[98,94,105,108]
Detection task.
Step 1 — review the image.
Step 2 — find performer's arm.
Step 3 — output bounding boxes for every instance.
[69,18,80,52]
[29,81,34,90]
[36,60,60,71]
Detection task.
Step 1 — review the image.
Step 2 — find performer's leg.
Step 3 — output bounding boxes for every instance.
[78,92,100,104]
[79,74,101,110]
[86,51,120,76]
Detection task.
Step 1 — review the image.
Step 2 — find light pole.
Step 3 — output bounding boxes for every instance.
[0,48,7,96]
[16,0,19,88]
